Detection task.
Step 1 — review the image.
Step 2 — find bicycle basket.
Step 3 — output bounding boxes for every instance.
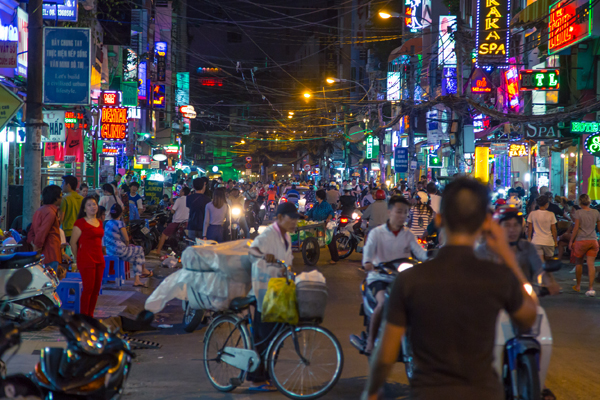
[296,281,328,322]
[511,314,543,337]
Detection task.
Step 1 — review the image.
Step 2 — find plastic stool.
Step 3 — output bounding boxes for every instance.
[56,279,82,314]
[103,256,126,287]
[124,262,131,279]
[65,272,101,294]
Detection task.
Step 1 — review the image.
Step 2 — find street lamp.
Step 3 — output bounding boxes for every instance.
[325,77,369,95]
[378,11,401,19]
[303,92,311,98]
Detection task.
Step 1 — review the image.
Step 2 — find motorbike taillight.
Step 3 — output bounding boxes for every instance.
[340,217,348,224]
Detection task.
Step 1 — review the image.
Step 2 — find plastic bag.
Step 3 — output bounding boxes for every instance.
[162,256,178,268]
[295,270,326,284]
[261,278,299,325]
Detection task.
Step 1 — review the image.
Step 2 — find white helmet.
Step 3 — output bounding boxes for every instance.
[344,184,353,191]
[415,191,429,204]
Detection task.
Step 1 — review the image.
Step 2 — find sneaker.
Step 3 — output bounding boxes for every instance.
[586,290,596,297]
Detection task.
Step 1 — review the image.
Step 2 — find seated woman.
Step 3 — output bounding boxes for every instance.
[103,204,153,287]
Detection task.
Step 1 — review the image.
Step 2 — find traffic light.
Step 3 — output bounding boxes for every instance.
[428,153,443,168]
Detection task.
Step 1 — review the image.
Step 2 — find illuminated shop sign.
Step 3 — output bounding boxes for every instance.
[505,66,520,110]
[475,0,510,67]
[64,111,86,129]
[138,61,147,100]
[0,21,18,42]
[179,105,196,119]
[584,133,600,156]
[473,114,490,133]
[164,145,179,154]
[101,91,122,106]
[549,0,592,55]
[43,1,78,22]
[404,0,431,33]
[571,121,600,133]
[472,76,492,93]
[100,106,128,141]
[199,78,223,87]
[519,70,560,91]
[508,143,528,157]
[154,41,167,81]
[152,85,165,108]
[438,16,456,66]
[102,142,124,155]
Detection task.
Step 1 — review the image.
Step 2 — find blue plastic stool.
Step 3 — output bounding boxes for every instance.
[103,255,126,287]
[56,279,82,314]
[65,272,101,294]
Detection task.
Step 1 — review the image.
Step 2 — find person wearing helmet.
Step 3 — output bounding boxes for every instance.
[286,184,300,204]
[361,186,377,209]
[408,191,434,239]
[362,189,388,232]
[339,184,357,217]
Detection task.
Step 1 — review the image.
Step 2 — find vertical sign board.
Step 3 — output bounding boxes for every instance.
[138,61,147,101]
[43,1,78,22]
[42,27,91,105]
[404,0,431,33]
[16,8,27,77]
[42,110,66,142]
[121,81,138,107]
[548,0,592,55]
[176,72,189,107]
[394,147,409,173]
[438,16,456,66]
[154,41,167,82]
[475,0,510,67]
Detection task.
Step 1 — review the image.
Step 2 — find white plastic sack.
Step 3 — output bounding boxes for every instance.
[182,239,253,278]
[145,269,192,313]
[295,270,326,284]
[162,256,178,268]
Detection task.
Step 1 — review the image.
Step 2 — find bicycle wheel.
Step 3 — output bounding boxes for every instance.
[269,326,343,399]
[203,315,251,392]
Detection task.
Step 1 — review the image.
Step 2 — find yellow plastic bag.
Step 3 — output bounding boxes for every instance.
[261,277,299,325]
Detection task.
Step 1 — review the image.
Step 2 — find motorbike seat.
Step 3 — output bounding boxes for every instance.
[229,296,256,311]
[130,219,146,225]
[0,252,41,270]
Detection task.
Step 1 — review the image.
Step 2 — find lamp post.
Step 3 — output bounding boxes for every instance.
[325,77,369,97]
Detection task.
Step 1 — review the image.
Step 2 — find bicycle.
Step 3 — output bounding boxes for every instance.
[202,260,344,399]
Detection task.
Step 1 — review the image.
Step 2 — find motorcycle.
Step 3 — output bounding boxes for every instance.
[230,206,243,241]
[266,200,277,220]
[349,258,418,378]
[496,258,561,400]
[244,200,260,234]
[0,250,60,330]
[129,219,153,255]
[334,212,364,259]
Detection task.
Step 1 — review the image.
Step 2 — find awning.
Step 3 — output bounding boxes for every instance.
[511,0,552,27]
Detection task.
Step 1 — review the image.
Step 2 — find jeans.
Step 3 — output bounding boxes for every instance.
[206,224,224,243]
[233,217,249,238]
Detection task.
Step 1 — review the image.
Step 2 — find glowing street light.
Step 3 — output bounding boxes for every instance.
[326,78,337,84]
[379,11,401,19]
[303,92,311,98]
[240,139,245,144]
[288,115,293,119]
[289,111,294,115]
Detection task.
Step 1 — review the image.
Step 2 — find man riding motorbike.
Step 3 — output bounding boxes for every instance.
[351,195,427,355]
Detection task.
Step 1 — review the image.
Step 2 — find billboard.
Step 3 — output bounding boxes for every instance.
[154,41,167,82]
[387,71,400,101]
[438,16,456,66]
[548,0,592,55]
[475,0,510,67]
[43,0,78,22]
[404,0,431,33]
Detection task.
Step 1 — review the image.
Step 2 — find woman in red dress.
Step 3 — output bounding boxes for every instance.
[70,196,105,317]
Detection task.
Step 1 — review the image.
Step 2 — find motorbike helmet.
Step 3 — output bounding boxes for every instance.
[344,184,353,191]
[415,191,429,204]
[375,189,386,200]
[493,205,524,224]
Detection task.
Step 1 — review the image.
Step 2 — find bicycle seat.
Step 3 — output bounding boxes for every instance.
[229,296,256,311]
[0,252,41,270]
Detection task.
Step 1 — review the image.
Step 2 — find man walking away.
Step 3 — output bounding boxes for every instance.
[29,185,63,272]
[362,177,538,400]
[527,195,557,261]
[60,175,83,242]
[186,177,210,241]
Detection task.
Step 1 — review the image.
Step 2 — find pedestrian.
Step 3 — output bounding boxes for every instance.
[203,187,229,242]
[28,185,63,272]
[569,194,600,297]
[527,195,557,261]
[70,196,105,317]
[128,182,144,219]
[408,191,434,239]
[326,184,340,210]
[526,186,539,214]
[426,182,442,214]
[99,183,124,222]
[111,173,122,194]
[60,175,83,243]
[79,183,89,198]
[186,177,210,240]
[154,187,190,255]
[305,189,339,264]
[103,204,153,287]
[159,194,171,209]
[361,177,537,400]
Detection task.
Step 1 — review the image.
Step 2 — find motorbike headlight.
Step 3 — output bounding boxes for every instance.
[260,205,266,210]
[397,263,414,273]
[232,207,241,217]
[80,328,108,355]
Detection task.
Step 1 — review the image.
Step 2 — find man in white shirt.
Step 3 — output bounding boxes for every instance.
[527,195,557,261]
[153,187,190,256]
[247,203,298,390]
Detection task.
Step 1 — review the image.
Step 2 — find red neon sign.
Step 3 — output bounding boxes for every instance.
[199,78,223,87]
[100,107,128,141]
[505,67,520,111]
[548,0,592,55]
[471,77,492,93]
[101,91,121,106]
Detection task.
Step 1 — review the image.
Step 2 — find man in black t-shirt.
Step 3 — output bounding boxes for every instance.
[362,178,538,400]
[186,177,210,240]
[339,185,356,216]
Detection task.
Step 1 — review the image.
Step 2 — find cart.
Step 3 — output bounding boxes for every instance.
[290,222,331,266]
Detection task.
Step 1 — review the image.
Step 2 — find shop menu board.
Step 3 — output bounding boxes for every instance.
[144,180,163,205]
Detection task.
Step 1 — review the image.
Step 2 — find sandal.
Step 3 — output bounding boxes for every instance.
[572,285,580,292]
[133,283,148,288]
[140,271,153,278]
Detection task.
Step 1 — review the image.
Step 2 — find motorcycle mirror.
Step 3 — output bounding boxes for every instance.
[136,310,155,324]
[543,257,562,273]
[5,269,33,297]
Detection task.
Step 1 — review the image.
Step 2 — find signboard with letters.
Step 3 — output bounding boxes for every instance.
[0,34,17,68]
[43,1,78,22]
[438,16,456,66]
[154,41,167,81]
[0,83,23,132]
[508,143,528,157]
[42,27,91,105]
[144,180,164,205]
[100,107,128,141]
[523,123,561,139]
[584,133,600,156]
[475,0,510,67]
[42,110,66,142]
[549,0,592,55]
[519,70,560,91]
[394,147,409,173]
[571,121,600,133]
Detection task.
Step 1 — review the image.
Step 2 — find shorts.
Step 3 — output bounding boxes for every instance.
[573,240,599,259]
[534,244,555,259]
[368,281,389,297]
[163,222,181,237]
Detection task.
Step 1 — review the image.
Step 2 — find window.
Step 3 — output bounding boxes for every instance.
[227,32,242,43]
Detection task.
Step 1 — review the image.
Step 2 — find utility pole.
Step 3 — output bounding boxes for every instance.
[23,0,44,227]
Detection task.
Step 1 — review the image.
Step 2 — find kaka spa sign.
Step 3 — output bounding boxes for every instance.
[475,0,510,67]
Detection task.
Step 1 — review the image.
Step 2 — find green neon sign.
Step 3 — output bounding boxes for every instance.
[584,133,600,156]
[519,70,560,91]
[571,121,600,134]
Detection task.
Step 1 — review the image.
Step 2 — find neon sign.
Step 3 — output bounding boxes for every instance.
[505,66,520,110]
[472,76,492,93]
[100,107,128,141]
[404,0,431,33]
[64,111,86,129]
[138,61,147,100]
[0,21,18,42]
[179,105,197,119]
[101,91,121,106]
[475,0,510,67]
[508,143,528,157]
[199,78,223,87]
[585,133,600,156]
[164,145,179,154]
[519,70,560,91]
[155,42,167,81]
[549,0,592,55]
[153,85,165,108]
[571,121,600,133]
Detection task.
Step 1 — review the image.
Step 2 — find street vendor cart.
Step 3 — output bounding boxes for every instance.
[291,221,333,266]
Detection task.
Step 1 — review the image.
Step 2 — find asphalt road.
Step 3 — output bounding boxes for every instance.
[7,251,600,399]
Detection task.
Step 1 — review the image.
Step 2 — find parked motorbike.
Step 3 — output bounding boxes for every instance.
[349,258,418,377]
[129,219,153,255]
[0,251,60,330]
